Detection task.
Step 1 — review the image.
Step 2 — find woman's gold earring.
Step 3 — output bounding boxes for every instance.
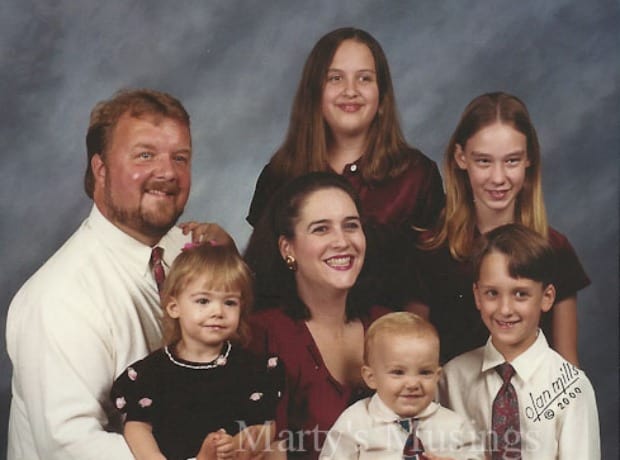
[284,255,297,272]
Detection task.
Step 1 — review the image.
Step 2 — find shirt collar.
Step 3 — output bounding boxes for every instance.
[87,204,187,276]
[481,330,549,382]
[368,393,440,423]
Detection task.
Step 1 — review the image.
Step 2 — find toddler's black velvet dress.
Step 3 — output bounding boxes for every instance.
[111,341,282,460]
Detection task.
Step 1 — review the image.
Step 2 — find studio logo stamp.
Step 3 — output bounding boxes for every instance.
[524,362,582,421]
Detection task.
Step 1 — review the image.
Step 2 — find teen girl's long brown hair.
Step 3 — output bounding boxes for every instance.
[270,27,420,183]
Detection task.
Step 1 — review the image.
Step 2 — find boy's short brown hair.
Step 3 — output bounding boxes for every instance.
[472,223,556,286]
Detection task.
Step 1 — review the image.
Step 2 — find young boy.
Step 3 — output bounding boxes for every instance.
[320,312,484,460]
[440,223,600,459]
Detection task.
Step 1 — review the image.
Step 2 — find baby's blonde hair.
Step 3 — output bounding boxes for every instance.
[364,312,439,364]
[160,242,254,347]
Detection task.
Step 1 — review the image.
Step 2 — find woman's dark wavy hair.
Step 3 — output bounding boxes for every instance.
[244,172,370,321]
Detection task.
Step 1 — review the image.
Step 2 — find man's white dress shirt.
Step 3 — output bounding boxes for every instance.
[440,331,600,459]
[6,205,189,459]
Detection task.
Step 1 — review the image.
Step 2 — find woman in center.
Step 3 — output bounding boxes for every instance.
[245,172,389,459]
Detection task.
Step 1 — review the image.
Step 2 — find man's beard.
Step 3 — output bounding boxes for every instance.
[103,180,183,241]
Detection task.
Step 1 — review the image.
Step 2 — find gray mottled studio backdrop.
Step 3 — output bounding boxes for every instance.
[1,0,618,457]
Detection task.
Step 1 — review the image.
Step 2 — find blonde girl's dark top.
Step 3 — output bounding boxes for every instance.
[110,343,283,460]
[247,305,390,460]
[412,227,591,364]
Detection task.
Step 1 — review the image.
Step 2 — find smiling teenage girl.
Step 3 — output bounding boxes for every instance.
[412,92,590,365]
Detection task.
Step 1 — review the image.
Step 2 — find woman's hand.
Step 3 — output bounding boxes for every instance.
[178,221,234,247]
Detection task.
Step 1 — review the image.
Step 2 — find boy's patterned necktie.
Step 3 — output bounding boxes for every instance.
[491,362,521,459]
[397,417,426,460]
[150,247,165,293]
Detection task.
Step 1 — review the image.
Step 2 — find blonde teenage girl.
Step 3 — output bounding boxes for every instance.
[413,92,589,366]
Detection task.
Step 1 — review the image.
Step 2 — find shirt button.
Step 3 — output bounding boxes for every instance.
[349,164,358,172]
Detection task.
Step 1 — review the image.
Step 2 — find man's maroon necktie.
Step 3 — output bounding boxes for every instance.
[150,247,165,293]
[491,363,521,459]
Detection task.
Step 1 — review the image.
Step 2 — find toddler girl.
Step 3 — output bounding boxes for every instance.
[111,242,282,460]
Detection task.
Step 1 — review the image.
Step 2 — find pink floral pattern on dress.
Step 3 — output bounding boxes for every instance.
[115,397,126,409]
[127,367,137,381]
[138,397,153,408]
[267,356,278,368]
[249,392,263,401]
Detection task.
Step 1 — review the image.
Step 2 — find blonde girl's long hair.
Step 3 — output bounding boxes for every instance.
[160,242,254,347]
[269,27,420,183]
[422,92,547,260]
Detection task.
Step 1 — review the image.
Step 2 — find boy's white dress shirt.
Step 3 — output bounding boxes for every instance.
[440,331,600,459]
[6,205,189,460]
[319,393,483,459]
